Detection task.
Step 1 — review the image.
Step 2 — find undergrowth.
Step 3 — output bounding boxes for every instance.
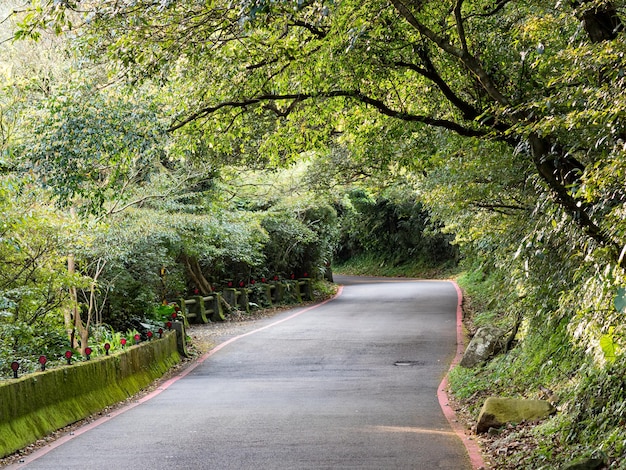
[333,253,458,279]
[452,267,626,469]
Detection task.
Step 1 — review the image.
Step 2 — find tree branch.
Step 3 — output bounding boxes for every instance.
[105,172,206,216]
[478,0,512,18]
[289,20,327,39]
[168,90,487,137]
[394,53,479,121]
[528,133,618,255]
[454,0,468,53]
[470,201,529,214]
[390,0,510,106]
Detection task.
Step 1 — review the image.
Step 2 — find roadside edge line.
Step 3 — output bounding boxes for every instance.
[7,287,344,469]
[437,281,488,470]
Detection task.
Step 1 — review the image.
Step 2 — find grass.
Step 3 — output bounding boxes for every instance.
[333,253,459,279]
[450,264,626,469]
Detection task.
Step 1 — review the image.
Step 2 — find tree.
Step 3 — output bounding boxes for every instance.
[20,83,169,216]
[12,0,626,337]
[335,186,458,267]
[18,0,620,265]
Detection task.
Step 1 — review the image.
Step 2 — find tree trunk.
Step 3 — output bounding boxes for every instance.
[66,207,91,355]
[67,254,89,355]
[179,253,213,295]
[75,304,89,355]
[66,253,78,348]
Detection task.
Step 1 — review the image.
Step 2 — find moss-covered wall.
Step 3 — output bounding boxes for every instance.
[0,332,180,458]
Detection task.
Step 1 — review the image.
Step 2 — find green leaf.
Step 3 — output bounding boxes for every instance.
[614,287,626,313]
[600,327,617,364]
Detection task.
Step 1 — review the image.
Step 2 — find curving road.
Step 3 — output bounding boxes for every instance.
[10,276,472,470]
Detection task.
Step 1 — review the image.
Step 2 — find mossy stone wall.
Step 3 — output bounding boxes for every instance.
[0,332,180,458]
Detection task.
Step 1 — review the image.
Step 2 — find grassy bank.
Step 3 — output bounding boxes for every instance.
[452,267,626,469]
[333,254,459,279]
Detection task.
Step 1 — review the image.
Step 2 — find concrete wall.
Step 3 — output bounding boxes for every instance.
[0,332,181,458]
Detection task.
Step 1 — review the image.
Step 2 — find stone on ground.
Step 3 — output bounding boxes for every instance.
[561,457,606,470]
[459,326,505,368]
[476,397,555,433]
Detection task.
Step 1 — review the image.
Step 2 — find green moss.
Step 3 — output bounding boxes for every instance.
[0,332,180,458]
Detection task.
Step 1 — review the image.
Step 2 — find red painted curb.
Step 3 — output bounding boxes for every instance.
[8,289,345,469]
[437,281,488,469]
[12,283,483,468]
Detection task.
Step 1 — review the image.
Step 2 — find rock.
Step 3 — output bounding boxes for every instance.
[476,397,556,433]
[460,326,505,368]
[561,457,606,470]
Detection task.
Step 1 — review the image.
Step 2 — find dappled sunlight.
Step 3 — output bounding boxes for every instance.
[364,425,458,438]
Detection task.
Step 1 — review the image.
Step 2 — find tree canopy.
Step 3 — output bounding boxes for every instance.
[5,1,626,465]
[17,0,623,262]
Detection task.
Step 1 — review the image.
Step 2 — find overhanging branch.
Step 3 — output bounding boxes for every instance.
[390,0,510,106]
[167,90,487,137]
[289,20,327,39]
[470,201,529,215]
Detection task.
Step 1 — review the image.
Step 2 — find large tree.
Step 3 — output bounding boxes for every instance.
[12,1,626,263]
[33,1,621,259]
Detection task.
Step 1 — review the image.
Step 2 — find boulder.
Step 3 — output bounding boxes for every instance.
[460,326,505,368]
[561,457,606,470]
[476,397,555,433]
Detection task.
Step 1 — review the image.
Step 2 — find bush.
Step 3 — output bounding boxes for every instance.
[260,202,338,279]
[335,188,458,268]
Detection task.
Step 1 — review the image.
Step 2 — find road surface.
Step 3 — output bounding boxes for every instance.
[10,276,472,469]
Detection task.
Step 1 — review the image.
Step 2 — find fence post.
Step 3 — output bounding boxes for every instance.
[178,298,192,327]
[261,284,273,307]
[194,295,209,323]
[223,288,236,308]
[171,321,191,357]
[272,282,284,303]
[209,293,226,321]
[238,288,250,313]
[298,278,313,301]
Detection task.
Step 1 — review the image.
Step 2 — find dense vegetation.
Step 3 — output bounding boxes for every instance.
[2,0,626,467]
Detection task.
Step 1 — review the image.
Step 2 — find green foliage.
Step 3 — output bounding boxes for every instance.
[20,84,168,216]
[260,202,338,278]
[0,177,79,377]
[452,259,626,468]
[335,187,458,269]
[614,287,626,313]
[6,1,626,464]
[599,327,618,364]
[80,206,263,326]
[456,265,515,329]
[0,321,69,377]
[0,182,73,321]
[151,304,177,324]
[76,183,339,325]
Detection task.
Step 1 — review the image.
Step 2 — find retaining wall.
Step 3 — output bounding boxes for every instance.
[0,332,181,458]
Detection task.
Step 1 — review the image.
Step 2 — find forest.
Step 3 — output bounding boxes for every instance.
[2,0,626,467]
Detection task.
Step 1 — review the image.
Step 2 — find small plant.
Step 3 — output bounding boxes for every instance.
[91,324,125,355]
[152,303,177,323]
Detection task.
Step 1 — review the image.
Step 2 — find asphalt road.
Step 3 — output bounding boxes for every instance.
[11,276,472,470]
